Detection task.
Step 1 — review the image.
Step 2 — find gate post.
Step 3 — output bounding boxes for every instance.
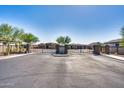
[65,45,68,54]
[56,44,59,54]
[93,45,101,55]
[116,44,119,54]
[56,44,68,54]
[80,46,82,53]
[105,45,110,54]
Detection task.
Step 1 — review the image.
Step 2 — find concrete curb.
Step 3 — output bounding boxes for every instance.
[102,54,124,61]
[52,53,69,57]
[0,53,34,60]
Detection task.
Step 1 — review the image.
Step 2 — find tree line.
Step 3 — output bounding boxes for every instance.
[0,23,39,55]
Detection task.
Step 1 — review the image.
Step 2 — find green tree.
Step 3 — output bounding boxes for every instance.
[0,24,13,55]
[56,36,71,45]
[21,33,39,53]
[0,23,40,55]
[120,26,124,47]
[11,27,24,52]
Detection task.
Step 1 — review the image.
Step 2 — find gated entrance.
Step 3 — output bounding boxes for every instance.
[31,44,93,55]
[31,43,112,55]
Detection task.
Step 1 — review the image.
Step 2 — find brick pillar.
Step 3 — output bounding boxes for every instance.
[56,45,68,54]
[93,45,101,55]
[65,45,68,54]
[105,45,110,54]
[56,44,59,54]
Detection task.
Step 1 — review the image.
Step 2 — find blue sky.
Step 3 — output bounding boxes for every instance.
[0,5,124,44]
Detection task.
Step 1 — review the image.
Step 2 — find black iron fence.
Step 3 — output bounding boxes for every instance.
[1,44,124,56]
[100,45,124,55]
[31,45,93,54]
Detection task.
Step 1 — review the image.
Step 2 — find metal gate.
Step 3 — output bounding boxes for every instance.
[68,49,93,55]
[31,45,93,55]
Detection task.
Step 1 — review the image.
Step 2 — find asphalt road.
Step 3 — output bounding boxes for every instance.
[0,53,124,88]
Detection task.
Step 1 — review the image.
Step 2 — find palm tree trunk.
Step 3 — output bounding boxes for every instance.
[26,43,30,53]
[18,42,22,53]
[7,43,10,55]
[15,43,19,53]
[2,44,4,55]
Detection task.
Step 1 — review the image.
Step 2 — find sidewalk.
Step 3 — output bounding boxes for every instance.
[0,53,33,60]
[102,54,124,61]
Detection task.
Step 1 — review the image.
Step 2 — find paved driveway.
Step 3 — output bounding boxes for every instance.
[0,53,124,88]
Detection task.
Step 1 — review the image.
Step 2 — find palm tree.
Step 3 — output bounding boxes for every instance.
[0,23,40,55]
[120,26,124,47]
[0,24,13,55]
[21,33,39,53]
[11,27,24,53]
[56,36,71,45]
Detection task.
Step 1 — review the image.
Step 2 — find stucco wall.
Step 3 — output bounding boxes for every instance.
[0,45,6,53]
[118,47,124,55]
